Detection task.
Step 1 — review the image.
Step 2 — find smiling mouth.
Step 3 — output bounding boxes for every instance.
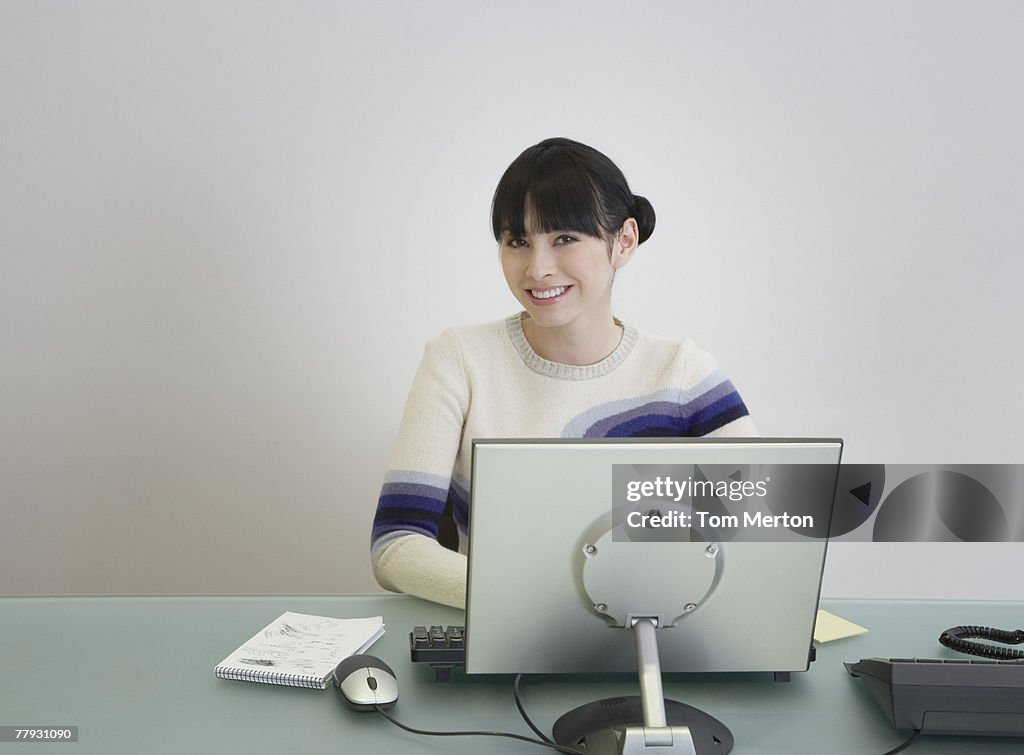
[529,285,570,300]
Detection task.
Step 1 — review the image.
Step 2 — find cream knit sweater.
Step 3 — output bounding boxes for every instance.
[371,313,757,608]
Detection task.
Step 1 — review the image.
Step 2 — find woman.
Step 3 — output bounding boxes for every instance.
[371,137,756,608]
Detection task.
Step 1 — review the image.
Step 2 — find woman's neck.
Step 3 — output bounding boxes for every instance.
[520,312,624,366]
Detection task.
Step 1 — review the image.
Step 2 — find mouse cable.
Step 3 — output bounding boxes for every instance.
[373,705,586,755]
[881,728,921,755]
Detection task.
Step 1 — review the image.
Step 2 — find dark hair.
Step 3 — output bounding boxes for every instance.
[490,137,656,245]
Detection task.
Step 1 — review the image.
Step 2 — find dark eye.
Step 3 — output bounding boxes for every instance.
[555,234,578,245]
[506,237,528,249]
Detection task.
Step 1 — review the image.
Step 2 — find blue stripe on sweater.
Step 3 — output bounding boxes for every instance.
[566,376,749,439]
[600,391,748,437]
[371,473,470,547]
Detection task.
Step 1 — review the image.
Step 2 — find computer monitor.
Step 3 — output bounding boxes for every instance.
[465,437,843,753]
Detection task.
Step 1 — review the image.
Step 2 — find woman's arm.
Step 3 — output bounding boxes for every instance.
[369,330,470,608]
[372,533,467,609]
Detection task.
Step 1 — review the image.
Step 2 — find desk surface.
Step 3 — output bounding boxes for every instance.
[2,595,1022,754]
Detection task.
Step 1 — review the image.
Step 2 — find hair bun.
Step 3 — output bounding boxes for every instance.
[632,194,656,244]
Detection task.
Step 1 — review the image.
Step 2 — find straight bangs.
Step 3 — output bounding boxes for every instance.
[491,151,608,242]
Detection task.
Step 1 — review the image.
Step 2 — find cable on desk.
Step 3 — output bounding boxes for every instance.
[881,728,920,755]
[513,673,558,745]
[374,705,585,754]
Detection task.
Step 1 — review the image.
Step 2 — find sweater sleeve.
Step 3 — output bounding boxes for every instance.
[370,330,470,608]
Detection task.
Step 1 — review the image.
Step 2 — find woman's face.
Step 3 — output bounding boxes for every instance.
[499,209,634,334]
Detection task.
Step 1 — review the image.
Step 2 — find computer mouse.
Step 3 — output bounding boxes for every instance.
[332,654,399,711]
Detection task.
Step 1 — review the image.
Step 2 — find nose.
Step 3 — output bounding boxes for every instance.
[524,242,557,281]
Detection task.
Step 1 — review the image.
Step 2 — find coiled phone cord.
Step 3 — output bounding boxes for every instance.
[939,625,1024,660]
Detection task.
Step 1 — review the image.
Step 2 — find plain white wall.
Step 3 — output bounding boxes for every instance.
[2,1,1021,598]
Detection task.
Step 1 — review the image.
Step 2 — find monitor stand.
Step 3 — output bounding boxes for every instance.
[551,618,734,755]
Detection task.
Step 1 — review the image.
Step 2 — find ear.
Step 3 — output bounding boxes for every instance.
[611,218,640,270]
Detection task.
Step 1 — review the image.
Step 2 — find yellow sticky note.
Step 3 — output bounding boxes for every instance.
[814,609,869,644]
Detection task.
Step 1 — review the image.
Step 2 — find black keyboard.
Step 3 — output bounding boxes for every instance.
[410,625,466,681]
[846,657,1024,736]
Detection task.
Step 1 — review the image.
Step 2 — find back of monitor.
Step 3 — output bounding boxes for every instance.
[465,438,842,675]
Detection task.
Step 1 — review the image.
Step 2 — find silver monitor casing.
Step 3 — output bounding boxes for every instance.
[465,437,843,675]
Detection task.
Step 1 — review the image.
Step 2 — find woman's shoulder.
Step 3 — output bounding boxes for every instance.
[426,316,509,350]
[419,316,512,365]
[631,326,723,382]
[628,326,757,435]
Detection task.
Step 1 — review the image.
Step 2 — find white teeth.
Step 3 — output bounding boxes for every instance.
[531,286,567,299]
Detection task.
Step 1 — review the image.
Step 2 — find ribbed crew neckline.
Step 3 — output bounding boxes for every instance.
[505,312,639,380]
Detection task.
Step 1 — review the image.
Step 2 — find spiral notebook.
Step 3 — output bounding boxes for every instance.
[214,611,386,689]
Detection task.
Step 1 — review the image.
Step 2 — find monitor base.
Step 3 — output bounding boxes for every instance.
[552,697,733,754]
